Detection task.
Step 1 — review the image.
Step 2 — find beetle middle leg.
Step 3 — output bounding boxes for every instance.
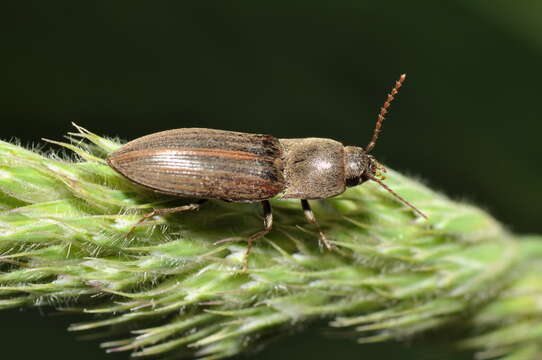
[127,199,207,237]
[243,200,273,271]
[301,199,332,250]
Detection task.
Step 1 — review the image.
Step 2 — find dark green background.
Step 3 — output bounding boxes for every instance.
[2,1,540,359]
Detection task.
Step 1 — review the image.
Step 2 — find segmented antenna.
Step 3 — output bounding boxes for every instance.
[365,74,406,153]
[367,173,428,220]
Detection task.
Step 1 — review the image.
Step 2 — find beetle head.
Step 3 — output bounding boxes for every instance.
[345,147,388,186]
[345,146,374,187]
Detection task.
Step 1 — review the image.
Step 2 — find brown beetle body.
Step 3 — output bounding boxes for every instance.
[107,74,426,270]
[108,131,369,202]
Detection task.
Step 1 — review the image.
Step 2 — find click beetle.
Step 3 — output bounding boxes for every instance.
[107,74,426,269]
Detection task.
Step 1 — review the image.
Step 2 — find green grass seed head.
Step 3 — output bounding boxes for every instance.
[0,125,539,360]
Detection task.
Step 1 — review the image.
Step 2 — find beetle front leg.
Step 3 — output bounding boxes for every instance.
[301,199,333,250]
[127,199,207,237]
[243,200,273,271]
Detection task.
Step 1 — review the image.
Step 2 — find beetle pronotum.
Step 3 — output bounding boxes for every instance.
[107,74,426,270]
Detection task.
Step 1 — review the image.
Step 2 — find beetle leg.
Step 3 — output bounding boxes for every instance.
[243,200,273,271]
[127,199,207,237]
[301,199,332,250]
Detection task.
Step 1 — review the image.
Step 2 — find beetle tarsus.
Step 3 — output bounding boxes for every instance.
[301,199,333,251]
[126,199,207,237]
[242,201,273,272]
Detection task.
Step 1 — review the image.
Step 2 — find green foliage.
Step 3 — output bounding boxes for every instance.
[0,125,540,359]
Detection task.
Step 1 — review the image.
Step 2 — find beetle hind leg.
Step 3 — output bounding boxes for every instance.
[243,200,273,272]
[301,199,333,251]
[127,199,207,237]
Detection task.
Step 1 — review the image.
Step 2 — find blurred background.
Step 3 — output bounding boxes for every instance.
[2,1,541,359]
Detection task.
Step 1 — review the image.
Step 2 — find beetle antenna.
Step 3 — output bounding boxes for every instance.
[365,74,406,153]
[367,173,428,220]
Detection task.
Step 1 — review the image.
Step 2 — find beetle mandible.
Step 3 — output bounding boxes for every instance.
[107,74,426,269]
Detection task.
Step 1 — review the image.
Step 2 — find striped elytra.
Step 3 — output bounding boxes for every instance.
[107,128,286,202]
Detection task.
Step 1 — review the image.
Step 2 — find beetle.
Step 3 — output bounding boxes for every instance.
[107,74,426,269]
